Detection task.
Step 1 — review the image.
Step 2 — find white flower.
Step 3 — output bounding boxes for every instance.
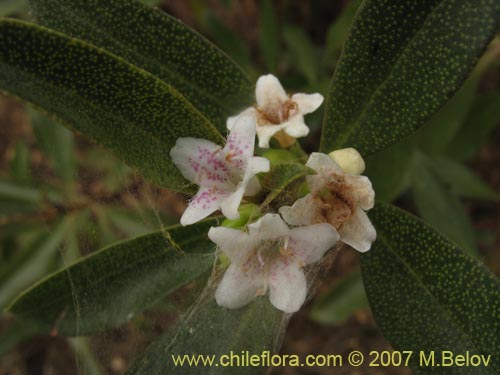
[227,74,324,148]
[279,151,376,253]
[209,213,338,313]
[170,117,270,226]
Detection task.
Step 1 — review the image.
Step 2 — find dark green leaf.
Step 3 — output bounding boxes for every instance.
[310,270,368,325]
[127,295,284,375]
[283,26,318,85]
[418,76,479,156]
[0,19,223,192]
[447,90,500,160]
[10,141,30,182]
[321,0,500,155]
[29,0,253,130]
[433,157,500,202]
[362,203,500,374]
[8,218,220,336]
[0,220,66,308]
[365,138,415,202]
[29,108,76,183]
[412,152,477,255]
[323,0,362,67]
[259,0,279,73]
[0,0,28,16]
[260,163,312,207]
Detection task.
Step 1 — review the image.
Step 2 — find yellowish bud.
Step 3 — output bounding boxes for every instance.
[328,148,365,175]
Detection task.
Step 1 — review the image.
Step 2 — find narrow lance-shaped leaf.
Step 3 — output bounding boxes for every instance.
[28,0,253,130]
[7,218,220,336]
[362,203,500,374]
[321,0,500,155]
[0,20,224,192]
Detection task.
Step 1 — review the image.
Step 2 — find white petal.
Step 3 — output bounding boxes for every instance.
[268,260,307,313]
[348,175,375,210]
[283,117,310,138]
[306,152,342,174]
[256,124,284,148]
[248,213,289,241]
[279,195,317,226]
[339,207,377,252]
[291,93,324,115]
[226,108,256,131]
[246,156,270,175]
[215,264,265,309]
[208,226,251,264]
[220,184,245,220]
[180,187,227,226]
[289,223,339,264]
[255,74,288,109]
[224,115,257,159]
[170,138,222,184]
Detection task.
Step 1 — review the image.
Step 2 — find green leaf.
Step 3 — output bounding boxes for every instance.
[0,220,66,308]
[260,163,312,207]
[28,0,253,130]
[321,0,500,155]
[365,138,415,202]
[418,76,479,156]
[127,296,284,375]
[10,141,30,182]
[7,218,220,336]
[362,203,500,374]
[433,157,500,202]
[412,151,477,255]
[323,0,362,67]
[0,19,223,192]
[259,0,279,73]
[310,270,368,325]
[29,108,76,183]
[283,26,319,85]
[0,0,28,16]
[0,180,59,204]
[447,90,500,160]
[68,338,105,375]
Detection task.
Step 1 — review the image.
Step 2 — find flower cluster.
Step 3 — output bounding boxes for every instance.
[171,74,376,313]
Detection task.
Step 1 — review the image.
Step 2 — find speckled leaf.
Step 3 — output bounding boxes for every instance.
[321,0,500,155]
[362,203,500,374]
[0,20,224,192]
[127,295,285,375]
[7,218,220,336]
[260,163,313,207]
[28,0,253,131]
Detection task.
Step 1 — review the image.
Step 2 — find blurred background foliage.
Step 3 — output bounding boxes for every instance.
[0,0,499,374]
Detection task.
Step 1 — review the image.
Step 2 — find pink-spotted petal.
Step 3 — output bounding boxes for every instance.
[289,223,338,265]
[180,187,227,226]
[224,116,257,160]
[215,264,265,309]
[268,259,307,313]
[170,138,223,185]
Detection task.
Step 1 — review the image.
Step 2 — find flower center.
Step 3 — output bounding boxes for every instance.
[241,237,290,273]
[316,174,355,229]
[257,98,298,125]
